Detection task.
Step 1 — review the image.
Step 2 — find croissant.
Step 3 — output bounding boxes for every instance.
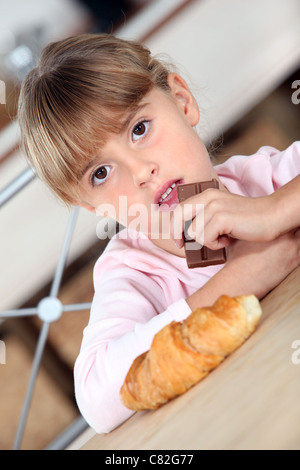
[120,295,262,411]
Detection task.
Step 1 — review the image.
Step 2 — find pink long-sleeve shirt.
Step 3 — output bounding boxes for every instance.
[74,142,300,433]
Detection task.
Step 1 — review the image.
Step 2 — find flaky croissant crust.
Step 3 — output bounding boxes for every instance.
[120,295,262,411]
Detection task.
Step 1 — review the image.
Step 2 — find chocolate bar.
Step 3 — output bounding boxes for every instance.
[177,179,227,268]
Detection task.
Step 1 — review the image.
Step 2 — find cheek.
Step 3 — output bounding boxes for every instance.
[175,132,211,172]
[117,196,151,228]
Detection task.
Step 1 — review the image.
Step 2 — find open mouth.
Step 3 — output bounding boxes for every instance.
[156,179,184,210]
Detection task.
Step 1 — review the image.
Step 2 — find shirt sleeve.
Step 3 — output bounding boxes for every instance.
[265,141,300,189]
[216,141,300,197]
[74,258,192,434]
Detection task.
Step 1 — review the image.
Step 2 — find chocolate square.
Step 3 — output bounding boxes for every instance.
[177,180,227,268]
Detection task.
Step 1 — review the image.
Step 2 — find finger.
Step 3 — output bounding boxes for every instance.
[185,207,227,249]
[294,227,300,237]
[203,211,234,248]
[174,237,184,249]
[187,217,204,245]
[216,235,231,249]
[171,200,205,244]
[187,214,231,250]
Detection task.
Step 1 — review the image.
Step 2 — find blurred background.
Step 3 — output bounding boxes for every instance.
[0,0,299,450]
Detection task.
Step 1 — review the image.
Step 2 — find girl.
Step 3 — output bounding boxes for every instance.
[18,33,300,433]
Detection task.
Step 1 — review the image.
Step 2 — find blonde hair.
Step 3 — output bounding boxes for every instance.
[18,33,171,204]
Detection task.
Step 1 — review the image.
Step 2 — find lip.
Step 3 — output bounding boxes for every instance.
[154,178,184,207]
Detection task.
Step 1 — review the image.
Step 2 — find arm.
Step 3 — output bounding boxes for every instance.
[272,174,300,236]
[172,174,300,251]
[172,142,300,250]
[75,217,300,433]
[74,265,192,434]
[187,229,300,311]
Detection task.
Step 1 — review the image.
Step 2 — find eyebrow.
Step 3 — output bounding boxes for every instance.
[79,102,149,180]
[79,155,102,181]
[119,102,149,133]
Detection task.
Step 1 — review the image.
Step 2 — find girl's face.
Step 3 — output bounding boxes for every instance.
[78,73,217,245]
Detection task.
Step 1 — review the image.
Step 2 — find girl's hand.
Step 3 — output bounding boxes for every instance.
[172,190,279,250]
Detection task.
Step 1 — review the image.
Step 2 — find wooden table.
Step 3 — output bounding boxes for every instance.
[81,266,300,450]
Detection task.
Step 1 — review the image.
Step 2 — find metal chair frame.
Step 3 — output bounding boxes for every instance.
[0,167,90,449]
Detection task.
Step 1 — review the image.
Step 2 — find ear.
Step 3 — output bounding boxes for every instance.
[167,73,199,126]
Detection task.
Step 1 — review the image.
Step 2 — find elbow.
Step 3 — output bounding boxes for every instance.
[74,351,134,434]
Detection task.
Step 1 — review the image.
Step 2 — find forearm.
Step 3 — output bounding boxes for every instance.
[272,175,300,237]
[186,264,254,311]
[187,224,300,312]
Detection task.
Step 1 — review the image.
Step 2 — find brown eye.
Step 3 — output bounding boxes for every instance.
[132,120,149,141]
[95,167,107,180]
[133,122,146,136]
[91,165,111,186]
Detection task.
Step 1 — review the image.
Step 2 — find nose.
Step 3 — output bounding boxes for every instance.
[129,155,158,188]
